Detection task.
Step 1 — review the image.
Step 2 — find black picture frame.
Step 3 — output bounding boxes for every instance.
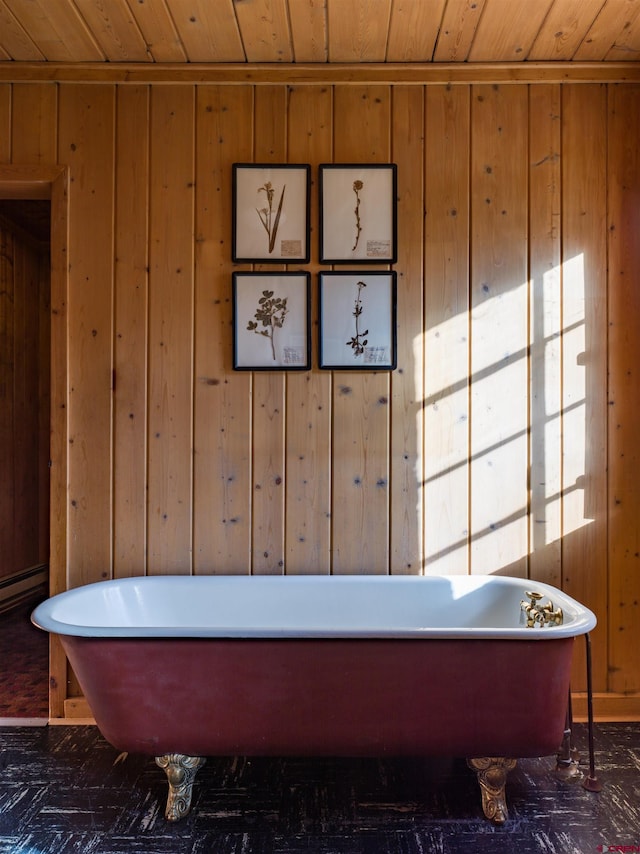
[318,271,397,370]
[233,272,311,370]
[319,164,397,263]
[232,163,311,263]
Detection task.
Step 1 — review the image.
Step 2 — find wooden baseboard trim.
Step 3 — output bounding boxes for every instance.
[63,698,94,721]
[571,692,640,722]
[0,564,48,614]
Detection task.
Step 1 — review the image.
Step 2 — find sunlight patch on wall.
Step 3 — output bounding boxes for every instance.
[419,253,589,576]
[470,281,529,575]
[562,252,588,537]
[536,259,563,550]
[420,309,469,575]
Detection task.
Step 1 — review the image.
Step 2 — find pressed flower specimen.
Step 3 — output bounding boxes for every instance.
[346,280,368,356]
[247,289,289,360]
[256,181,286,254]
[352,179,364,251]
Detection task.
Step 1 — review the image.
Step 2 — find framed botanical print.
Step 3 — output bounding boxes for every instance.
[319,164,397,263]
[233,272,311,370]
[318,271,397,370]
[232,164,311,263]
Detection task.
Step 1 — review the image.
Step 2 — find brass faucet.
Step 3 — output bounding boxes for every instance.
[520,590,563,627]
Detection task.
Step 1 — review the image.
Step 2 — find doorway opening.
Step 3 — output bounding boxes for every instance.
[0,198,51,722]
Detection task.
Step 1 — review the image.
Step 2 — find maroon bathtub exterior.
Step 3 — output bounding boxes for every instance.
[62,635,574,760]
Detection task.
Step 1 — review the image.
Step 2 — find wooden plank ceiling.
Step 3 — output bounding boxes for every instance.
[0,0,639,64]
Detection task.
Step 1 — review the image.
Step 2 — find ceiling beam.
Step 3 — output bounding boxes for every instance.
[0,61,639,85]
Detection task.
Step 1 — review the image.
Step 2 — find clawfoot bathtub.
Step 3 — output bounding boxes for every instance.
[32,574,596,824]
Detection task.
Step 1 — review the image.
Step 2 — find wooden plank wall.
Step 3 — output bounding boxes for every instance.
[0,79,639,717]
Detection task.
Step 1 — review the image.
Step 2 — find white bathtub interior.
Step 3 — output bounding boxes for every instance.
[32,575,596,640]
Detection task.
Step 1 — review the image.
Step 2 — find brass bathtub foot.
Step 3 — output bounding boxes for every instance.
[155,754,206,821]
[467,757,517,824]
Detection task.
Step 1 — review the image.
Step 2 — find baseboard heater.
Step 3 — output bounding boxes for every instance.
[0,564,49,615]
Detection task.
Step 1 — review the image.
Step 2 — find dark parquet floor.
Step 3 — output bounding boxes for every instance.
[0,601,48,719]
[0,723,639,853]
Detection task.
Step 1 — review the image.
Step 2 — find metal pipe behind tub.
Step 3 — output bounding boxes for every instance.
[583,632,602,792]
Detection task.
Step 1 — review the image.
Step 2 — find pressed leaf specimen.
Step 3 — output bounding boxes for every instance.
[247,289,289,360]
[256,182,286,254]
[346,280,368,356]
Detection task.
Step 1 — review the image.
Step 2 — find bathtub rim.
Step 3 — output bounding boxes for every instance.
[31,574,597,641]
